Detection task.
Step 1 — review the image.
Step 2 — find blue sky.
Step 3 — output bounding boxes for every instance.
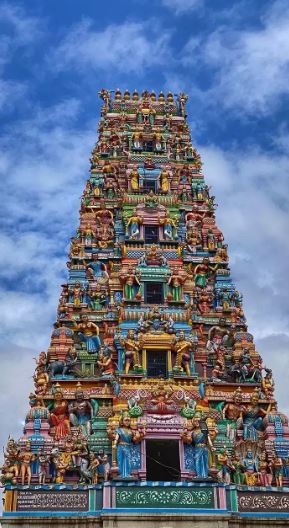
[1,0,289,448]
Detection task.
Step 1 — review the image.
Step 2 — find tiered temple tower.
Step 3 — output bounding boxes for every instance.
[2,89,289,527]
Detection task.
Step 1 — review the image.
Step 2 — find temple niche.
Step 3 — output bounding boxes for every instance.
[2,89,289,527]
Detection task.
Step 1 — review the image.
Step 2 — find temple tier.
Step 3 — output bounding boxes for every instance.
[2,89,289,526]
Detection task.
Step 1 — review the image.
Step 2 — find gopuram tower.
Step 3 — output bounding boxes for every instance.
[2,89,289,528]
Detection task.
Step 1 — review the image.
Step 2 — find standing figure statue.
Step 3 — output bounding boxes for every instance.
[50,386,71,440]
[222,387,244,441]
[243,450,258,486]
[38,449,50,484]
[120,267,141,301]
[173,331,194,376]
[113,413,144,479]
[121,329,141,374]
[69,385,93,436]
[182,416,215,478]
[19,441,36,486]
[127,214,142,239]
[167,267,187,302]
[160,216,178,240]
[74,315,101,354]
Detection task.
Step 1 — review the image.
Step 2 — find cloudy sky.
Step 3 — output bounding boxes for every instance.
[1,0,289,453]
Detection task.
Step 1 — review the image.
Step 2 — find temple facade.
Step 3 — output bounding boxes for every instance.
[2,89,289,527]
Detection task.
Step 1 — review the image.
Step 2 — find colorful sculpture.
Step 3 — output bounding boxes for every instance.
[2,90,289,519]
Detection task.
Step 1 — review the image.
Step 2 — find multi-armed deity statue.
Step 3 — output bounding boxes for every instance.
[2,89,289,522]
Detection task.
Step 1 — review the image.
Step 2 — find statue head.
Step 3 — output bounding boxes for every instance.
[233,387,243,405]
[250,389,260,405]
[120,412,131,427]
[54,384,64,401]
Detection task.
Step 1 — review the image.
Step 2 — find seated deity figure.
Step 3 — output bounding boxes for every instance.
[74,315,101,354]
[242,390,268,441]
[86,255,109,281]
[69,386,93,436]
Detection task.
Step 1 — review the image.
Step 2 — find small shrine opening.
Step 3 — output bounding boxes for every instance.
[143,179,156,193]
[144,225,159,244]
[144,282,163,304]
[147,350,167,378]
[143,140,154,152]
[146,439,180,481]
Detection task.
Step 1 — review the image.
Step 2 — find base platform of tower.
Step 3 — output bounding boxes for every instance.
[2,89,289,524]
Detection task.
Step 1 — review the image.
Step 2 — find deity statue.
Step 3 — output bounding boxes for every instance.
[37,449,50,484]
[89,284,107,310]
[1,438,19,485]
[271,453,283,487]
[19,441,36,486]
[121,329,141,374]
[97,346,115,376]
[217,448,233,484]
[150,381,174,414]
[130,167,139,191]
[50,386,70,440]
[231,455,245,485]
[181,415,215,478]
[71,281,83,307]
[160,215,178,240]
[113,413,145,478]
[74,315,101,354]
[54,452,71,484]
[258,452,273,487]
[194,258,218,289]
[242,390,268,441]
[86,255,109,281]
[243,450,258,486]
[159,168,170,193]
[173,331,194,376]
[120,267,140,301]
[127,214,142,239]
[222,388,244,440]
[69,385,93,436]
[261,368,275,399]
[80,453,99,484]
[94,206,114,248]
[83,224,94,246]
[33,365,49,396]
[167,267,187,302]
[138,244,167,266]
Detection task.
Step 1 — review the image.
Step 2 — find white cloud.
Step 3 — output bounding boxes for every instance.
[161,0,202,15]
[49,19,171,75]
[0,98,96,349]
[0,3,42,111]
[183,0,289,114]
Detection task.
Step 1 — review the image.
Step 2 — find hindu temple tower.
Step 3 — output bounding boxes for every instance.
[2,89,289,528]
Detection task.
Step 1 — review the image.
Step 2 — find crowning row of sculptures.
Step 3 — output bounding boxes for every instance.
[2,89,289,499]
